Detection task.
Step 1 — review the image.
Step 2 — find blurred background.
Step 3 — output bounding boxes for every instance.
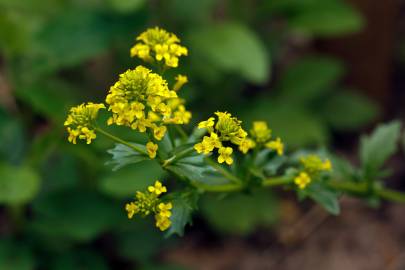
[0,0,405,269]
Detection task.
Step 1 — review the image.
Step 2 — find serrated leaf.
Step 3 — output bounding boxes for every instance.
[188,22,270,84]
[100,160,164,198]
[0,164,41,205]
[106,143,148,171]
[166,191,199,237]
[200,190,278,235]
[278,56,344,104]
[360,121,402,179]
[321,90,379,130]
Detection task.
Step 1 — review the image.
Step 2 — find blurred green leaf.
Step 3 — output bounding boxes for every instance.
[321,90,379,130]
[188,22,270,84]
[200,190,278,235]
[0,239,35,270]
[100,160,164,198]
[32,190,121,242]
[242,100,329,147]
[49,249,108,270]
[166,191,199,237]
[0,110,25,164]
[106,143,148,171]
[360,121,401,179]
[278,56,344,103]
[108,0,145,13]
[300,182,340,215]
[0,164,41,205]
[288,2,364,36]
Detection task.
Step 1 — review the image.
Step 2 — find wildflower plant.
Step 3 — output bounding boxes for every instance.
[65,27,405,236]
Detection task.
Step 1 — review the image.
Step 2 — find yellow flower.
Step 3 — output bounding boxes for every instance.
[148,180,167,195]
[266,137,284,155]
[146,141,158,159]
[106,66,176,131]
[294,172,311,189]
[131,27,188,68]
[155,214,171,231]
[218,147,233,165]
[198,117,215,132]
[157,202,172,218]
[125,202,138,219]
[215,111,247,145]
[173,74,188,91]
[239,138,256,154]
[153,125,167,141]
[64,102,105,144]
[300,155,332,174]
[250,121,271,143]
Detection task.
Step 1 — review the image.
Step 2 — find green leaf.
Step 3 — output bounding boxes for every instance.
[278,56,344,104]
[0,164,41,205]
[360,121,402,178]
[302,182,340,215]
[321,90,379,130]
[49,249,108,270]
[106,143,148,171]
[166,191,199,237]
[0,239,36,270]
[188,22,270,84]
[108,0,145,13]
[31,190,122,242]
[242,100,329,147]
[100,160,164,199]
[288,2,364,37]
[200,190,278,235]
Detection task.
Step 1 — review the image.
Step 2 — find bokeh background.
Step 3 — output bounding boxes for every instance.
[0,0,404,269]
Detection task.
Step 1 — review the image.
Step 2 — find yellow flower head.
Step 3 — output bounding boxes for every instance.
[64,102,105,144]
[215,112,247,145]
[148,180,167,195]
[125,180,173,231]
[266,137,284,156]
[294,172,311,189]
[173,74,188,91]
[146,141,158,159]
[300,155,332,174]
[198,117,215,132]
[250,121,271,143]
[218,147,234,165]
[131,27,188,68]
[239,138,256,154]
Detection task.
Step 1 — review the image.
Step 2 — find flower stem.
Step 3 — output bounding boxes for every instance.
[205,158,242,184]
[96,128,147,155]
[262,176,293,187]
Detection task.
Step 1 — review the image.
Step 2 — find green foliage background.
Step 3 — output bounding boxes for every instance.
[0,0,381,269]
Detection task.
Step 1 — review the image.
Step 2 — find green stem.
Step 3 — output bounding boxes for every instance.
[191,181,243,192]
[205,158,242,184]
[96,128,147,155]
[376,188,405,203]
[262,176,293,187]
[173,125,188,141]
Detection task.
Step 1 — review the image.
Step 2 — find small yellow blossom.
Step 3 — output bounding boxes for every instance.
[173,75,188,91]
[300,155,332,174]
[125,202,138,219]
[153,125,167,141]
[294,172,311,189]
[157,202,172,218]
[250,121,271,143]
[155,214,172,231]
[218,147,233,165]
[148,180,167,195]
[64,102,105,144]
[146,141,158,159]
[266,137,284,155]
[198,117,215,131]
[239,138,256,154]
[130,27,188,68]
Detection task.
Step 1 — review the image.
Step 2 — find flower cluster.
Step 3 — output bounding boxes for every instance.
[130,27,188,68]
[64,103,105,144]
[194,112,249,165]
[125,180,172,231]
[294,155,332,189]
[250,121,284,155]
